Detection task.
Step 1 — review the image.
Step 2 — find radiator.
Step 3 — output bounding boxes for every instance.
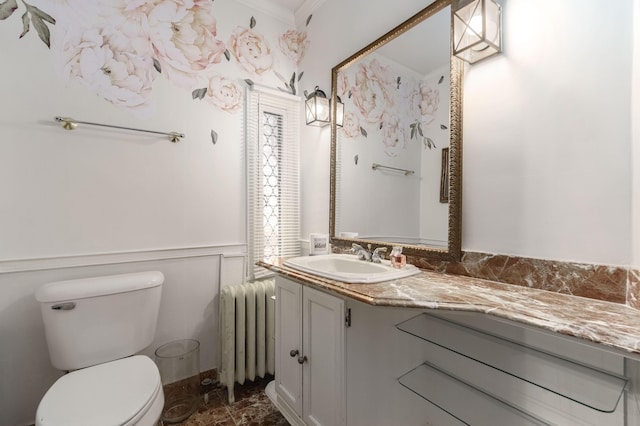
[220,279,276,403]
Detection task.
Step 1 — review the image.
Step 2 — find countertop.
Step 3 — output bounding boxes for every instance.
[259,258,640,358]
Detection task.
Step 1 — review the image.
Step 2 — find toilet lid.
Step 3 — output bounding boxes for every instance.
[36,355,161,426]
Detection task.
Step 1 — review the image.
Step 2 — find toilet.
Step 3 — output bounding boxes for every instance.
[34,271,165,426]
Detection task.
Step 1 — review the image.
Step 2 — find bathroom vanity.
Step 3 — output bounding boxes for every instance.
[261,258,640,426]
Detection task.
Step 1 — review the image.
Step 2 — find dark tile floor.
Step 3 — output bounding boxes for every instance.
[171,376,289,426]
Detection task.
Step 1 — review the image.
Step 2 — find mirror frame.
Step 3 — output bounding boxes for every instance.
[330,0,463,262]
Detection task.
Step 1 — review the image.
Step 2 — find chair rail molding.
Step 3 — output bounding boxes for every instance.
[0,244,247,274]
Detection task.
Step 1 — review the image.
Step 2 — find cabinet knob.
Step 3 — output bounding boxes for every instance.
[297,355,307,364]
[289,349,299,357]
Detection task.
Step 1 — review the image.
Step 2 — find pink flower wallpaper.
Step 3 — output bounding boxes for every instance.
[1,0,310,121]
[339,54,447,157]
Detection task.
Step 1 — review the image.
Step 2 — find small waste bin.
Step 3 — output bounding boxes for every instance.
[155,339,200,423]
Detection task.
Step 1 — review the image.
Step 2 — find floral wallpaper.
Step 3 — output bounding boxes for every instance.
[337,54,447,157]
[1,0,310,142]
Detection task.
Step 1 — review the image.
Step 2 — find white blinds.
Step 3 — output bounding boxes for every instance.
[245,85,301,280]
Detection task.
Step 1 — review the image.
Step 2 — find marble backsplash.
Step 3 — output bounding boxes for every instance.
[413,252,631,304]
[333,245,639,308]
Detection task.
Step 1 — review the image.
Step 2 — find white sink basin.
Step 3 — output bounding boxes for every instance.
[283,254,421,283]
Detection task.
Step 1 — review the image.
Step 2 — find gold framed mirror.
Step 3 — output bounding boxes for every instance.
[330,0,462,261]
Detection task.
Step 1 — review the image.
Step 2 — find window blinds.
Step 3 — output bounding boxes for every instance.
[245,85,301,280]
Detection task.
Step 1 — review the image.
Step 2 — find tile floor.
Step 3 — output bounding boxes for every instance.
[170,376,289,426]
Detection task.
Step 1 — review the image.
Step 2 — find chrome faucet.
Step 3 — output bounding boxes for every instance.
[351,243,387,263]
[351,243,371,261]
[371,247,387,263]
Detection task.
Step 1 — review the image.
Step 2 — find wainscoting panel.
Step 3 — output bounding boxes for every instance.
[0,244,245,426]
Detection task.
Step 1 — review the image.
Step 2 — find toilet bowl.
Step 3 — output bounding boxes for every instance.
[36,356,163,426]
[34,271,165,426]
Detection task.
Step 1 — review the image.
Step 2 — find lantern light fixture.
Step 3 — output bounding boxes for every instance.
[305,86,331,127]
[452,0,502,64]
[304,86,345,127]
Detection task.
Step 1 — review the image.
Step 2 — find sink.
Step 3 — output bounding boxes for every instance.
[283,254,421,283]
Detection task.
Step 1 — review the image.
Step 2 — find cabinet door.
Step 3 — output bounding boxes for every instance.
[302,286,346,426]
[275,277,303,415]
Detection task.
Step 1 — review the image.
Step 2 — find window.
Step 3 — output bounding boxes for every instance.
[246,86,301,280]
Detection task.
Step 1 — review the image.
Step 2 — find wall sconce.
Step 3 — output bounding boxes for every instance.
[334,96,344,128]
[452,0,502,64]
[305,86,345,127]
[305,86,331,127]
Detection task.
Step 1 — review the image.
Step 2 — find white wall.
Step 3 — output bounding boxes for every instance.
[633,0,640,269]
[0,0,301,259]
[301,0,635,266]
[463,0,632,265]
[0,1,297,423]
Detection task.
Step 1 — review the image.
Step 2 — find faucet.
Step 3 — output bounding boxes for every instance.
[371,247,387,263]
[351,244,371,261]
[351,244,387,263]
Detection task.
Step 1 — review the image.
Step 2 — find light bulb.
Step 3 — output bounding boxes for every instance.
[469,14,484,35]
[468,12,499,52]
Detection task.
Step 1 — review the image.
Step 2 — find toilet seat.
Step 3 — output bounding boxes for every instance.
[36,355,162,426]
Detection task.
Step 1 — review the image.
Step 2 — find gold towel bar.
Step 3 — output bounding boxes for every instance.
[371,163,415,176]
[54,116,185,143]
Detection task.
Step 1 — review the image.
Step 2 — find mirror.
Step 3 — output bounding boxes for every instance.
[330,0,462,261]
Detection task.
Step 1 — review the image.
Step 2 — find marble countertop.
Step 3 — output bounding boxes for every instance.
[259,258,640,358]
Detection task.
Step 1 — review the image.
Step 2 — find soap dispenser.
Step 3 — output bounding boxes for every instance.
[390,246,406,269]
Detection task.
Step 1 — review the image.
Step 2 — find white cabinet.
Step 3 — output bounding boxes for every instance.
[275,276,303,414]
[275,276,346,426]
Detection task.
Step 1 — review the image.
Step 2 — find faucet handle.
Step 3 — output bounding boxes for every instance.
[351,243,371,261]
[371,246,388,263]
[351,243,363,253]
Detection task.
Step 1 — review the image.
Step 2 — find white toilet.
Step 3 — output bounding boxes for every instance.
[34,271,165,426]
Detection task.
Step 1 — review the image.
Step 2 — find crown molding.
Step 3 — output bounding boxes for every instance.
[233,0,326,28]
[294,0,326,28]
[234,0,296,26]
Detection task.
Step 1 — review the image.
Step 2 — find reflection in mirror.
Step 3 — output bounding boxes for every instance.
[330,0,462,261]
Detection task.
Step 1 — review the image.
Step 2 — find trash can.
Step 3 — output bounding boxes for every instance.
[155,339,200,424]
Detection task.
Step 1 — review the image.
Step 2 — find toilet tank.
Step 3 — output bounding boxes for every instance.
[35,271,164,371]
